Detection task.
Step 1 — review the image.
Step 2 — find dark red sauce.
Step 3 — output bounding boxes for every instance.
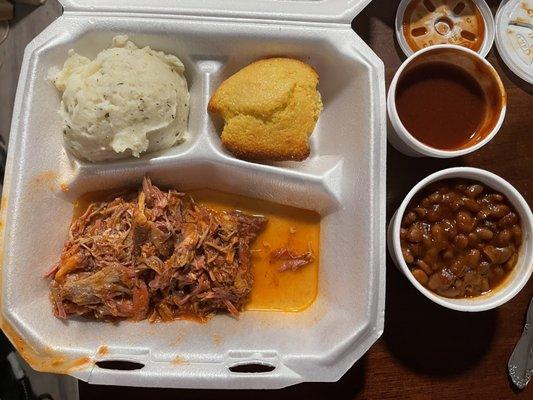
[395,62,490,150]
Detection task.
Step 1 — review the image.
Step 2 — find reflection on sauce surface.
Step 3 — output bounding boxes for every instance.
[73,188,320,313]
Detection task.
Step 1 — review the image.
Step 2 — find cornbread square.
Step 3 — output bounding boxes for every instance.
[208,58,323,161]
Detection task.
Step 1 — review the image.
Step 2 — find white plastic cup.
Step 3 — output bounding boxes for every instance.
[387,167,533,312]
[387,45,507,158]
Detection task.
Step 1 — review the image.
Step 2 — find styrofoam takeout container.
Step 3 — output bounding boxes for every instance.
[388,167,533,312]
[0,0,387,390]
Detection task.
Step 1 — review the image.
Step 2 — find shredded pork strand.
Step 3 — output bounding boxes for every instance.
[48,177,266,322]
[269,244,315,272]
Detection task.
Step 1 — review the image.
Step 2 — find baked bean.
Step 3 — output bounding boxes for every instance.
[495,229,511,246]
[427,273,441,291]
[487,193,504,203]
[450,197,464,212]
[499,212,518,228]
[440,268,455,285]
[465,249,481,267]
[410,243,422,258]
[463,269,480,286]
[427,269,453,291]
[441,218,455,230]
[442,249,454,262]
[442,193,453,205]
[414,207,427,218]
[416,259,433,275]
[412,268,429,285]
[489,204,510,219]
[511,224,522,246]
[479,262,490,275]
[430,223,446,243]
[427,204,442,222]
[483,246,513,264]
[480,193,503,204]
[504,252,518,271]
[456,211,475,233]
[442,221,458,239]
[477,208,490,220]
[407,226,423,243]
[454,234,468,250]
[451,259,466,276]
[402,248,414,264]
[400,179,522,298]
[466,184,483,198]
[475,227,494,241]
[423,247,439,266]
[428,192,442,204]
[463,197,481,213]
[467,233,479,247]
[402,211,417,227]
[420,234,431,248]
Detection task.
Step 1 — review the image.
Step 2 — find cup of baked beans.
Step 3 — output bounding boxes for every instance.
[388,167,532,311]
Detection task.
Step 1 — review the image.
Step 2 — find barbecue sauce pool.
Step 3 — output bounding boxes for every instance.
[395,62,491,150]
[73,189,320,313]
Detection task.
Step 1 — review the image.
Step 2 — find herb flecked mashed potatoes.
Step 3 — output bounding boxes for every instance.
[50,36,189,161]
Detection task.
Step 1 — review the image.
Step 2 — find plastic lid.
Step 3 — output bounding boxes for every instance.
[395,0,495,57]
[59,0,372,24]
[495,0,533,84]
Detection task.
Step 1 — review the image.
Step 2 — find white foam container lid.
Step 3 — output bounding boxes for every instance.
[495,0,533,84]
[0,0,386,389]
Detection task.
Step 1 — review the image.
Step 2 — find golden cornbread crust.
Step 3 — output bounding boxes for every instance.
[208,58,323,161]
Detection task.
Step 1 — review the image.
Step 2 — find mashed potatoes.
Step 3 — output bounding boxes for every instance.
[50,36,189,161]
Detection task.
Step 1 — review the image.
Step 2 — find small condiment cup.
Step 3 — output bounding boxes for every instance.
[395,0,495,58]
[387,45,506,158]
[387,167,533,312]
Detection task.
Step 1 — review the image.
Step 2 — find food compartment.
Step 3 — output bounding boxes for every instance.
[37,29,208,173]
[206,32,376,174]
[36,20,376,180]
[62,158,341,213]
[2,159,372,388]
[1,12,386,389]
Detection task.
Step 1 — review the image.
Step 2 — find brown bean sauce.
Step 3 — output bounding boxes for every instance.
[400,179,522,298]
[395,62,490,150]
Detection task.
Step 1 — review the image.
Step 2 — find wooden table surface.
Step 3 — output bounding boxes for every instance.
[1,1,531,399]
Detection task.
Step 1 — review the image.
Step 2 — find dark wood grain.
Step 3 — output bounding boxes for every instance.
[0,0,530,398]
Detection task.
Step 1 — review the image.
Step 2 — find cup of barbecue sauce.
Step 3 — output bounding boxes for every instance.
[387,45,506,158]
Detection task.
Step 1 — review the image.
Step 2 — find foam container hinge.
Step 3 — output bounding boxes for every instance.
[0,0,386,390]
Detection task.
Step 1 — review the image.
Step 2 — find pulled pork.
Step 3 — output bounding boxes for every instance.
[269,245,315,272]
[49,177,266,321]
